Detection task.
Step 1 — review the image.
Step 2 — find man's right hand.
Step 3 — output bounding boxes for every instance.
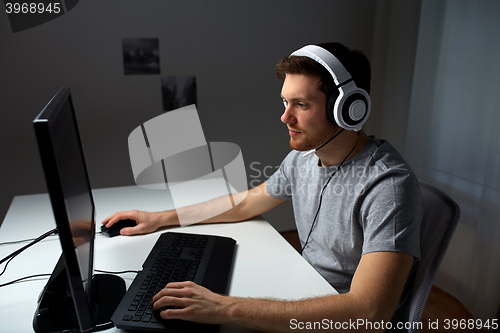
[101,210,178,236]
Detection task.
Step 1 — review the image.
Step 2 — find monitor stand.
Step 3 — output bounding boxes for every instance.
[33,255,126,333]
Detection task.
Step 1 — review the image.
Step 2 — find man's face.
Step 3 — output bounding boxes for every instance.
[280,73,339,151]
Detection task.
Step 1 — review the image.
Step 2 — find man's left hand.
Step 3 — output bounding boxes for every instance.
[151,281,231,325]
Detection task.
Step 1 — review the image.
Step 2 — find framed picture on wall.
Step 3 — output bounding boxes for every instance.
[161,75,197,111]
[122,38,160,75]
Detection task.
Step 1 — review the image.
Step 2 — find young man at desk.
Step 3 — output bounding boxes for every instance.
[103,42,422,332]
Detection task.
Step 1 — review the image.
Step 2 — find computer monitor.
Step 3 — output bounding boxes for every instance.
[32,87,125,333]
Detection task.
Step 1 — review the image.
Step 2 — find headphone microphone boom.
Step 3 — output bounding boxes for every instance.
[290,45,371,132]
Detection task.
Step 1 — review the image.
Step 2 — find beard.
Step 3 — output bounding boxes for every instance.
[289,136,319,151]
[289,126,340,151]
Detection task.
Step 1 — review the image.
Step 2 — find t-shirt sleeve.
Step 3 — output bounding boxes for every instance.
[265,155,293,201]
[358,167,422,260]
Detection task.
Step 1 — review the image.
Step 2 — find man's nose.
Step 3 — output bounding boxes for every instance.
[281,105,295,124]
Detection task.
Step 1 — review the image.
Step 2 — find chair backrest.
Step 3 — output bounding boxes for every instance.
[408,180,460,332]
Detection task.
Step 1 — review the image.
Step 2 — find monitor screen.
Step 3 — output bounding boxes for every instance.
[33,87,96,331]
[33,87,125,333]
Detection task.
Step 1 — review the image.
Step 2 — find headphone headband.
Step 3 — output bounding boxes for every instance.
[290,45,351,86]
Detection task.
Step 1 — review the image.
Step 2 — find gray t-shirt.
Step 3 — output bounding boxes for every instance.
[266,137,422,325]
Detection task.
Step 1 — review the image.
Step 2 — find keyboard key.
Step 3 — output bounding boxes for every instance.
[142,314,152,322]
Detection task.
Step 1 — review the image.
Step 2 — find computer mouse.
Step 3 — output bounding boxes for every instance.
[101,219,137,237]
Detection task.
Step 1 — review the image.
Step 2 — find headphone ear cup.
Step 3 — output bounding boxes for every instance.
[333,82,371,131]
[326,91,339,124]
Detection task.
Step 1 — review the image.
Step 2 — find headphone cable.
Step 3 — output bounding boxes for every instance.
[301,131,360,254]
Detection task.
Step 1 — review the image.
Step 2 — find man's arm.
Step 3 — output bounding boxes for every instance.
[152,251,414,332]
[101,181,285,235]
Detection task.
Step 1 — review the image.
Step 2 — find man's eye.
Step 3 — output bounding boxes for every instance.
[282,99,288,108]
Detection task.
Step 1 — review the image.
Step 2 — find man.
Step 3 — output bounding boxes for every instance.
[103,42,422,332]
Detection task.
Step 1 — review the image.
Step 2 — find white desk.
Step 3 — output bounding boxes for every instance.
[0,184,336,332]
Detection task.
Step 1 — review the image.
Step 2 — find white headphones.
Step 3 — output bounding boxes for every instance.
[290,45,371,131]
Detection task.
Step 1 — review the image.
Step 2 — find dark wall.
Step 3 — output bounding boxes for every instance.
[1,0,416,231]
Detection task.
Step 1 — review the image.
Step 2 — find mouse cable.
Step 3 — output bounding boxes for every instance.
[0,233,56,246]
[0,228,58,276]
[0,269,139,289]
[96,269,140,275]
[0,273,52,288]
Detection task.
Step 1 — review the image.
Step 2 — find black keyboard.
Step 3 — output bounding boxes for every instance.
[111,232,236,332]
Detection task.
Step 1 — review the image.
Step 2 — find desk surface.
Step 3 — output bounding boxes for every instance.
[0,184,336,332]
